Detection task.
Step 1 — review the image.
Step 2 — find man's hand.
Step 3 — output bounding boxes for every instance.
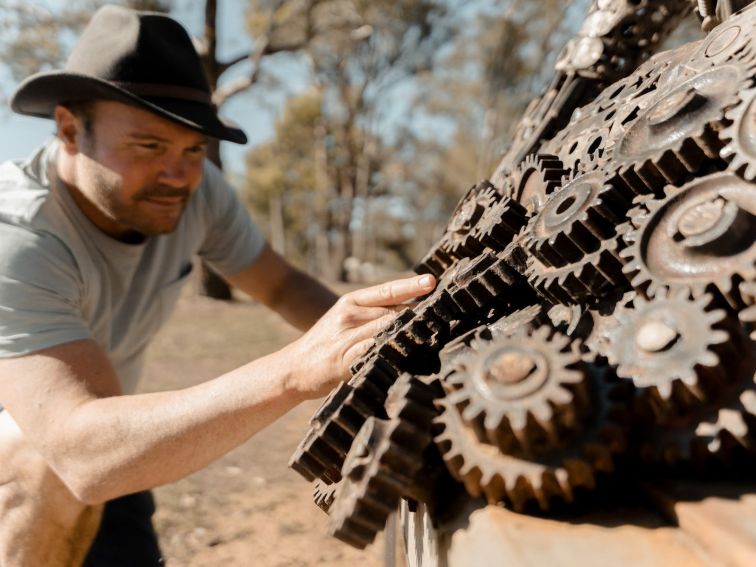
[284,274,436,398]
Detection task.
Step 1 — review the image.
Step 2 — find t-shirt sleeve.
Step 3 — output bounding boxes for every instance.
[0,223,91,358]
[196,160,266,276]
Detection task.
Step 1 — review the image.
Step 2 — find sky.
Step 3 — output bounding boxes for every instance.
[0,1,312,176]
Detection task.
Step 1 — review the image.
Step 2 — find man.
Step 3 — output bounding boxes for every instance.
[0,6,435,566]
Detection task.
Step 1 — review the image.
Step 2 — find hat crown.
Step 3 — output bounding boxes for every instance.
[64,5,210,93]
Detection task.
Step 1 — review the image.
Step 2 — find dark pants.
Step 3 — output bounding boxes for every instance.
[82,491,164,566]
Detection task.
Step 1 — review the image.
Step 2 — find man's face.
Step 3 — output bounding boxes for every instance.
[65,100,208,241]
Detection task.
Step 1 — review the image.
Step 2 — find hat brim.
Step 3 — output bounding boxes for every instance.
[11,71,247,145]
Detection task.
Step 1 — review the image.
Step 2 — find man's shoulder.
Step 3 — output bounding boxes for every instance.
[0,142,56,227]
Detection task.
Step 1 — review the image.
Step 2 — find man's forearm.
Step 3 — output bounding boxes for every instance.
[51,345,306,504]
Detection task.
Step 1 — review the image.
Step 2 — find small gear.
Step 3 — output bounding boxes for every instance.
[720,86,756,180]
[613,64,749,192]
[602,291,739,416]
[510,154,568,213]
[525,236,628,305]
[523,166,636,269]
[434,368,630,512]
[620,173,756,304]
[469,196,529,252]
[442,326,590,456]
[414,181,500,277]
[327,375,439,549]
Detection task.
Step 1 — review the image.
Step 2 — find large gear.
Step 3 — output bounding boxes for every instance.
[442,326,590,456]
[326,375,439,549]
[601,291,739,416]
[720,86,756,180]
[613,63,749,192]
[434,367,630,512]
[620,173,756,304]
[523,165,636,269]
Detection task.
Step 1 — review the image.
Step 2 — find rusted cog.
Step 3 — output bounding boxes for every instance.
[720,86,756,180]
[523,166,635,269]
[640,334,756,466]
[443,326,590,456]
[620,172,756,304]
[327,376,438,549]
[687,4,756,69]
[414,181,499,277]
[614,64,747,192]
[740,280,756,340]
[603,291,737,416]
[469,196,529,252]
[434,369,629,512]
[510,154,568,214]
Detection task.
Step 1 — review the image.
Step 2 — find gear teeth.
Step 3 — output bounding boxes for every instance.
[527,237,628,305]
[720,86,756,180]
[313,480,339,513]
[471,197,529,251]
[511,154,568,213]
[327,375,439,549]
[614,65,747,194]
[525,168,635,268]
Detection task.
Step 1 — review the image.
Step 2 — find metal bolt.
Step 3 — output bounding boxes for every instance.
[678,198,726,238]
[636,320,681,353]
[487,352,537,384]
[647,88,706,126]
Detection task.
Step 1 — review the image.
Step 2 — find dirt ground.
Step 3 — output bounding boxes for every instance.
[137,290,394,567]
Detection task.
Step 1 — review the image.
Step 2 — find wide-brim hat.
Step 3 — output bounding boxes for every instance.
[11,5,247,144]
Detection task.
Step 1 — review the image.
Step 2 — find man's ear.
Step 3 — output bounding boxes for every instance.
[54,105,83,155]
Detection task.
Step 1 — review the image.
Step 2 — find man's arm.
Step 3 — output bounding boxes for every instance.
[225,243,338,331]
[0,274,435,505]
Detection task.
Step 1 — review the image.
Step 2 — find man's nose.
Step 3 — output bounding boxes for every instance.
[157,155,191,188]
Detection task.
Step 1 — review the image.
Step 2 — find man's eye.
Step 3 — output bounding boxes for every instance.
[187,145,206,155]
[138,143,160,150]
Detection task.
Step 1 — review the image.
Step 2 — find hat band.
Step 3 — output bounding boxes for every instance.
[112,81,212,104]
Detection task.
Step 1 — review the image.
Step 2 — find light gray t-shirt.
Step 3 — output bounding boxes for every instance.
[0,140,265,394]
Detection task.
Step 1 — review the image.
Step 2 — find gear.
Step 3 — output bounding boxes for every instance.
[414,181,499,277]
[469,196,529,252]
[289,356,399,484]
[525,236,628,305]
[720,86,756,180]
[313,480,339,514]
[442,326,590,456]
[602,291,740,416]
[510,154,568,213]
[434,368,629,512]
[523,165,636,269]
[613,64,750,192]
[639,334,756,466]
[687,4,756,69]
[327,375,439,549]
[620,173,756,304]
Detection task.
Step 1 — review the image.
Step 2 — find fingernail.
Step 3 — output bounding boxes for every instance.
[419,275,434,287]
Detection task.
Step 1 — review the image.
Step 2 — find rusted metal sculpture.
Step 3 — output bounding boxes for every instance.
[290,1,756,563]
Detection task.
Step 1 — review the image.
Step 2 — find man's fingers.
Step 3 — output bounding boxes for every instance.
[348,275,436,308]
